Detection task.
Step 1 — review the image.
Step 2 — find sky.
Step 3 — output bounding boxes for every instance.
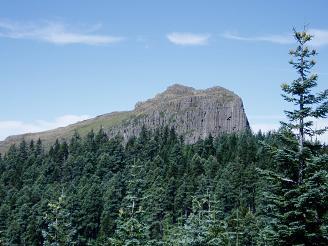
[1,0,327,142]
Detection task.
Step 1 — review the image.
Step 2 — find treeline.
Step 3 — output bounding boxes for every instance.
[1,126,325,245]
[0,127,269,245]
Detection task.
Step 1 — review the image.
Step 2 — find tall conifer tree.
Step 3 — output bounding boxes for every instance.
[259,28,328,245]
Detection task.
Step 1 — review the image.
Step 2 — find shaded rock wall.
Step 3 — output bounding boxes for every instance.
[106,84,249,143]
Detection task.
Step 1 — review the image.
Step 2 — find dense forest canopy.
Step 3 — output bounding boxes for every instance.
[0,127,285,245]
[0,126,326,245]
[0,30,327,246]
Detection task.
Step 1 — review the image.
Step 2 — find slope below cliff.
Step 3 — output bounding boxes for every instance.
[0,84,249,153]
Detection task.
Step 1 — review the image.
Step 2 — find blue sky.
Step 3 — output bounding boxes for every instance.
[1,0,327,142]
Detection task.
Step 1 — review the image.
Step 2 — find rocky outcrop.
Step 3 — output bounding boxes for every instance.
[106,84,249,143]
[0,84,249,153]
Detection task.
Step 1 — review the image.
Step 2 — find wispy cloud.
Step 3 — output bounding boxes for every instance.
[222,31,293,44]
[0,114,91,141]
[223,29,328,47]
[309,29,328,47]
[167,32,210,45]
[0,20,124,45]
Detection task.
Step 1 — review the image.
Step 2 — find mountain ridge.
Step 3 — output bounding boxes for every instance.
[0,84,249,153]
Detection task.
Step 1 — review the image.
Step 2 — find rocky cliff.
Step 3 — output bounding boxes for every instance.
[0,84,249,153]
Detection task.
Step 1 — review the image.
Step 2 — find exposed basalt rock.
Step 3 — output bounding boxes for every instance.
[107,84,249,143]
[0,84,249,153]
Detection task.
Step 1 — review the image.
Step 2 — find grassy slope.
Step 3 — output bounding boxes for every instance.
[0,111,134,154]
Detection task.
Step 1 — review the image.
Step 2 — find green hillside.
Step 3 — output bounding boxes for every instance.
[0,111,135,154]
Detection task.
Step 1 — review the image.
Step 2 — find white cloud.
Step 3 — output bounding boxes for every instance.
[309,29,328,47]
[0,114,91,141]
[223,29,328,47]
[222,31,293,44]
[0,20,124,45]
[167,32,210,45]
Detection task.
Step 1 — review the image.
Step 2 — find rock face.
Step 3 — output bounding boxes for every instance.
[107,84,249,143]
[0,84,249,153]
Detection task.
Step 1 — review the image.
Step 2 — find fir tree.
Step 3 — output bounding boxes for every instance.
[42,193,76,246]
[281,28,327,183]
[259,28,328,245]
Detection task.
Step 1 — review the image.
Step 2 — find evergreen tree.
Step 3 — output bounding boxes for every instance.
[108,160,149,245]
[259,28,328,245]
[42,193,76,245]
[78,177,103,242]
[281,28,327,183]
[100,173,125,237]
[107,214,148,246]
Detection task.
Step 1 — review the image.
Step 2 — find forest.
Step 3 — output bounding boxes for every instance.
[0,31,327,246]
[0,125,327,245]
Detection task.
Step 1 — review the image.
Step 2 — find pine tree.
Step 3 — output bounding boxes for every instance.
[108,159,149,245]
[100,173,125,237]
[259,28,328,245]
[42,193,76,246]
[166,191,229,246]
[281,28,327,183]
[107,214,148,246]
[78,178,103,241]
